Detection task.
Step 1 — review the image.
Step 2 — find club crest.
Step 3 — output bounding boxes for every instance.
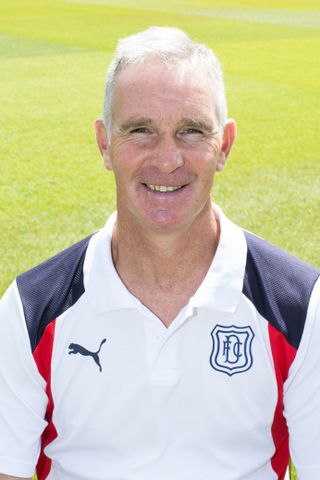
[210,325,254,376]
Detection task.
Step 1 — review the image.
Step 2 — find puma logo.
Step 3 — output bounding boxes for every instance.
[68,338,107,372]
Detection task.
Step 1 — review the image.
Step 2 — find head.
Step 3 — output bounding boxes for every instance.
[95,27,236,235]
[103,26,228,140]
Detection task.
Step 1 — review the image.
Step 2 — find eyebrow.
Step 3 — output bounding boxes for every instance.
[119,117,155,133]
[118,116,217,134]
[177,118,216,133]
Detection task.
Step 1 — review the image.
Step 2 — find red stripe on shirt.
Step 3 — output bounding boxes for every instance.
[268,323,297,479]
[33,320,58,480]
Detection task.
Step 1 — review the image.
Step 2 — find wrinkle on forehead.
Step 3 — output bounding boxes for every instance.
[115,59,214,96]
[112,61,219,131]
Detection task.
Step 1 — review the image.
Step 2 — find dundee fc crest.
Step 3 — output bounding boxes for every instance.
[210,325,255,376]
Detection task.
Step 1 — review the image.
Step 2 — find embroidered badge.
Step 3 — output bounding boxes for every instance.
[210,325,254,376]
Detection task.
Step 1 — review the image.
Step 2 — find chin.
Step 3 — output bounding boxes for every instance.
[139,210,197,234]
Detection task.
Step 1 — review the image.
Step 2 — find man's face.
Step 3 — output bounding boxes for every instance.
[96,61,233,234]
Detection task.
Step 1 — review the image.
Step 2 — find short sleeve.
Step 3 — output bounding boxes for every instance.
[284,276,320,480]
[0,281,48,477]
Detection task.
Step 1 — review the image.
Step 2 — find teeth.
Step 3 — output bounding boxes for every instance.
[147,184,182,192]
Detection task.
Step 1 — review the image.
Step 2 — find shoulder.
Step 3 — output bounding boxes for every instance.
[243,231,320,349]
[16,234,94,351]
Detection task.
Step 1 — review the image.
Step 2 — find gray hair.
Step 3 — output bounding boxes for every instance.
[103,26,228,138]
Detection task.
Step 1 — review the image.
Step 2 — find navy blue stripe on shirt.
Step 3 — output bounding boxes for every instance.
[17,235,92,352]
[243,231,319,349]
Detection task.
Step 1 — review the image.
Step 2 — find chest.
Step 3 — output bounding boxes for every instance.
[39,295,286,478]
[49,296,278,441]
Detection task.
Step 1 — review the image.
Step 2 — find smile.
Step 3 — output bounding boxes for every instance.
[146,184,183,192]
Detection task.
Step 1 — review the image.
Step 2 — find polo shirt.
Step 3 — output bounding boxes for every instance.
[0,206,319,480]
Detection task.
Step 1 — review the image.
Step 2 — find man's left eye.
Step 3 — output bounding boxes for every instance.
[182,128,203,135]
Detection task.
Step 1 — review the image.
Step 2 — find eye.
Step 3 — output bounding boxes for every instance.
[181,128,203,135]
[130,127,151,134]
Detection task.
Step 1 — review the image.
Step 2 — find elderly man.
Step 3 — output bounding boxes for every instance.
[0,26,319,480]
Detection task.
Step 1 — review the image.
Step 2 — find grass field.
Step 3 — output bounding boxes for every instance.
[1,0,319,298]
[1,1,319,479]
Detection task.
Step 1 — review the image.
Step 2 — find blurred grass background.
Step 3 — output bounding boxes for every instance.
[1,0,319,296]
[1,2,319,478]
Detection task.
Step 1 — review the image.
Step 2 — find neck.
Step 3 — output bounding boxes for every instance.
[111,203,219,295]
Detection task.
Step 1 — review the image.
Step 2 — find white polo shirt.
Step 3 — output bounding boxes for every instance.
[0,206,319,480]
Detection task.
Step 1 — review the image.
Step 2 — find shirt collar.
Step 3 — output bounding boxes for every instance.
[189,205,247,312]
[84,205,247,314]
[84,212,140,313]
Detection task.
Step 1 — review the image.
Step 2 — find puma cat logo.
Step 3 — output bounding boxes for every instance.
[68,338,107,372]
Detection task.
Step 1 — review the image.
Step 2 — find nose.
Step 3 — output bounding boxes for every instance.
[151,134,184,174]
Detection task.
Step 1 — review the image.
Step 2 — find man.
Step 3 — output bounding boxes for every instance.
[0,26,319,480]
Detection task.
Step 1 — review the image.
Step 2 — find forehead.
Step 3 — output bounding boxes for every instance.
[111,60,217,125]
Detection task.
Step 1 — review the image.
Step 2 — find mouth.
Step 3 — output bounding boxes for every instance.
[144,183,186,193]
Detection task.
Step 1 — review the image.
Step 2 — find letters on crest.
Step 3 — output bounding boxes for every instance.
[210,325,255,376]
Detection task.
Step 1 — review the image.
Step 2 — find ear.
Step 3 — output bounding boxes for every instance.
[95,119,113,171]
[216,119,237,172]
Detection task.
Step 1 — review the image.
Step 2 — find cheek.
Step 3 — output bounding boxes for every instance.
[204,143,221,172]
[110,145,147,186]
[190,146,219,174]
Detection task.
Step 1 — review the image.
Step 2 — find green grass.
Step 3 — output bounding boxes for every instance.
[2,2,320,478]
[290,463,299,479]
[1,0,319,296]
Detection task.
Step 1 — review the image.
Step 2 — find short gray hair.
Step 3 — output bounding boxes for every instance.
[103,26,228,138]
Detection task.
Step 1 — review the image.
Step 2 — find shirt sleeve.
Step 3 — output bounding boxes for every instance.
[0,281,48,478]
[284,276,320,480]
